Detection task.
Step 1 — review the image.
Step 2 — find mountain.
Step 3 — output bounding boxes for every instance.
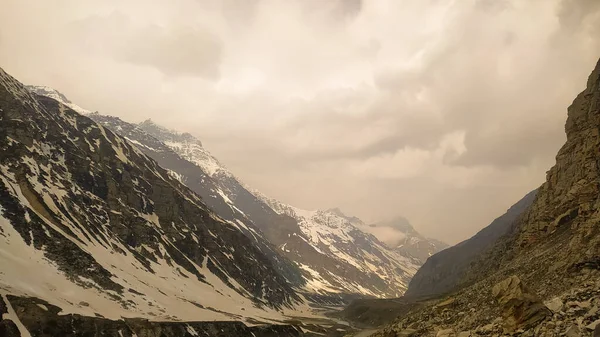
[359,217,449,263]
[253,198,420,298]
[86,113,306,288]
[0,66,310,332]
[25,85,92,115]
[372,59,600,336]
[82,114,421,299]
[404,189,537,298]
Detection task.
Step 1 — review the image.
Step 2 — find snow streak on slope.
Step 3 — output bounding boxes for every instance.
[0,68,303,323]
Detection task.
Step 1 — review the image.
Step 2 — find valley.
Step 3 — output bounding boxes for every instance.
[0,4,599,335]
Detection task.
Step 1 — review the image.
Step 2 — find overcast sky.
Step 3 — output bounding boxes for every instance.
[1,0,599,244]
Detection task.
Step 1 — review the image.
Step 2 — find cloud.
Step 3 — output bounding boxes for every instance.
[121,25,222,78]
[66,12,223,79]
[1,0,600,244]
[558,0,600,30]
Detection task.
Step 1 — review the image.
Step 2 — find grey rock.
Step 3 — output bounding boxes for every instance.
[565,324,580,337]
[587,305,599,314]
[492,275,551,332]
[476,324,494,333]
[396,329,418,336]
[544,297,563,313]
[436,328,455,337]
[588,319,600,332]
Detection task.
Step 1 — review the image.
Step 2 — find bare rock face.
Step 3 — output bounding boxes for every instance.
[491,275,551,332]
[513,58,600,274]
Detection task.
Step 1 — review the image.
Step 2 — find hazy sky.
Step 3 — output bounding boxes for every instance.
[1,0,599,244]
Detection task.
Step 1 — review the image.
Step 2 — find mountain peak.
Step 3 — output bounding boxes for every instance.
[137,119,202,146]
[325,207,346,217]
[25,84,92,115]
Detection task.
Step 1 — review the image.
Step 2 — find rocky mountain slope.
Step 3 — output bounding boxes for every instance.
[359,217,448,263]
[87,113,306,288]
[83,114,420,299]
[404,189,537,299]
[0,65,310,332]
[372,58,600,336]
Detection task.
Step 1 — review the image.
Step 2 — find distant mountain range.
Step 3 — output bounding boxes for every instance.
[84,113,425,299]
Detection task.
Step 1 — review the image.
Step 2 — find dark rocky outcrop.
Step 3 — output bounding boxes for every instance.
[0,320,20,337]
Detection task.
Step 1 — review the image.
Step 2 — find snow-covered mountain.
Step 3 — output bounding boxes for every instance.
[88,114,306,288]
[25,85,92,115]
[255,198,421,298]
[359,217,448,263]
[23,82,425,303]
[134,120,422,298]
[81,117,421,299]
[0,67,309,329]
